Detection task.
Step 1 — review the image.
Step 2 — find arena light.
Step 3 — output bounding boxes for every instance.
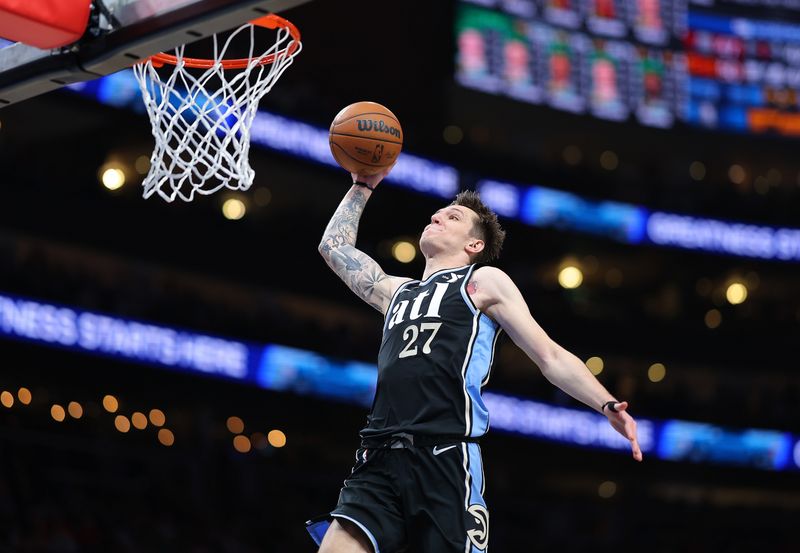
[586,356,604,375]
[558,266,583,289]
[705,309,722,329]
[17,387,31,405]
[648,363,667,383]
[233,435,251,453]
[67,401,83,419]
[221,197,246,220]
[114,415,131,433]
[726,282,748,304]
[443,125,463,145]
[102,394,119,413]
[598,481,617,499]
[226,416,244,434]
[131,411,147,429]
[158,428,175,446]
[689,161,706,181]
[134,155,150,175]
[728,164,746,184]
[0,390,13,408]
[600,150,618,170]
[268,429,287,448]
[149,408,166,427]
[51,404,66,422]
[99,163,126,190]
[391,240,417,263]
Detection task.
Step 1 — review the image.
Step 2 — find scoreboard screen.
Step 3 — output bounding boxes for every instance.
[456,0,800,136]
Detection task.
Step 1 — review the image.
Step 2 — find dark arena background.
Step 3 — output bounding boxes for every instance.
[0,0,799,551]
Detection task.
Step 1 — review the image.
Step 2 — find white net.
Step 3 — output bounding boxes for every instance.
[132,18,301,202]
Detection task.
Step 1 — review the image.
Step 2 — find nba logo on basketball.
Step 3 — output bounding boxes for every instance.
[372,144,384,162]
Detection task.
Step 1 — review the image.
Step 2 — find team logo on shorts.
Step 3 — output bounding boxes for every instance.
[466,504,489,550]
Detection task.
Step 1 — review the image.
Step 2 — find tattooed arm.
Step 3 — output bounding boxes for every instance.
[318,180,411,314]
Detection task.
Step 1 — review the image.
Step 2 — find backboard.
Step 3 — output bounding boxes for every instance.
[0,0,312,107]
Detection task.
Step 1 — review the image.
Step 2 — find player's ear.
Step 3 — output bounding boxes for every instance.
[466,239,485,255]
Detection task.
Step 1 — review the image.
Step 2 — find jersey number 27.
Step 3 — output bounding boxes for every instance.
[398,322,442,358]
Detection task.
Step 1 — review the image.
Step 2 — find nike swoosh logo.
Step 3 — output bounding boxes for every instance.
[432,445,458,456]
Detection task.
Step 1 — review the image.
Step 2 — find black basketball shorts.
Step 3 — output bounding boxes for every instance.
[306,441,489,553]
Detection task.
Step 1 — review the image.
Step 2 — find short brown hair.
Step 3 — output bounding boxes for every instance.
[451,190,506,264]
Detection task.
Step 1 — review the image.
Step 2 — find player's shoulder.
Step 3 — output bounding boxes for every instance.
[470,265,517,295]
[472,264,511,283]
[386,275,416,296]
[390,275,415,288]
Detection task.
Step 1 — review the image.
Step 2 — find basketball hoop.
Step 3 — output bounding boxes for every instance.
[132,14,301,202]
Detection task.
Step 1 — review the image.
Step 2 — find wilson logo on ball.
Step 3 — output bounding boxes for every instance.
[357,119,401,138]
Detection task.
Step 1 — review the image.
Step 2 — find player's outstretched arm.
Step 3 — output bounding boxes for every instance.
[318,169,410,314]
[472,266,643,461]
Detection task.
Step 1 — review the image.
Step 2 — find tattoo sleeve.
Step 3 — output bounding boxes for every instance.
[318,187,392,312]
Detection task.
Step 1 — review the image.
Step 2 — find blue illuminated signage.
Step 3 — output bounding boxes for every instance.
[67,71,800,262]
[0,293,251,379]
[658,420,793,470]
[256,344,378,407]
[646,212,800,261]
[519,185,648,243]
[2,291,798,471]
[484,392,657,453]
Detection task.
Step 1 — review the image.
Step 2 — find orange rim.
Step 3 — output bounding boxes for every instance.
[144,14,301,69]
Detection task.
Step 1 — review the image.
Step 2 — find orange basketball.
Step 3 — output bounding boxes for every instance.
[329,101,403,177]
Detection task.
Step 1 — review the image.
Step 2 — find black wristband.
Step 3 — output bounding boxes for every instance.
[601,400,619,413]
[353,180,375,191]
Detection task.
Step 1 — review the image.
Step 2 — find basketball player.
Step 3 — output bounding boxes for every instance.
[306,167,642,553]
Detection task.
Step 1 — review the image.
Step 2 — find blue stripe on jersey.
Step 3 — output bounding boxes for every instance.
[463,442,489,552]
[467,443,485,508]
[465,313,501,437]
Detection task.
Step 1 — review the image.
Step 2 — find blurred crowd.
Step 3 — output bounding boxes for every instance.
[0,385,796,553]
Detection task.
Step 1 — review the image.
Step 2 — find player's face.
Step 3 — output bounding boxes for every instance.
[420,205,482,257]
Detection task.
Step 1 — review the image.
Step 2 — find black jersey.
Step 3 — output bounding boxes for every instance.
[360,264,503,445]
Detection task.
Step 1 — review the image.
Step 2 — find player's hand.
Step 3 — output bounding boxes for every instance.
[351,161,397,191]
[604,401,643,461]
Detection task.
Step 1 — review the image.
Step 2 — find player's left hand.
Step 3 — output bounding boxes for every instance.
[604,401,643,461]
[351,161,397,191]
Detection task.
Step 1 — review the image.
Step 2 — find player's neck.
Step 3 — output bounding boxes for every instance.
[422,254,471,280]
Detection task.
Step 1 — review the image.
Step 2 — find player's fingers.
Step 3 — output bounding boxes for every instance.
[615,401,629,412]
[625,418,642,461]
[625,418,637,439]
[631,438,643,461]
